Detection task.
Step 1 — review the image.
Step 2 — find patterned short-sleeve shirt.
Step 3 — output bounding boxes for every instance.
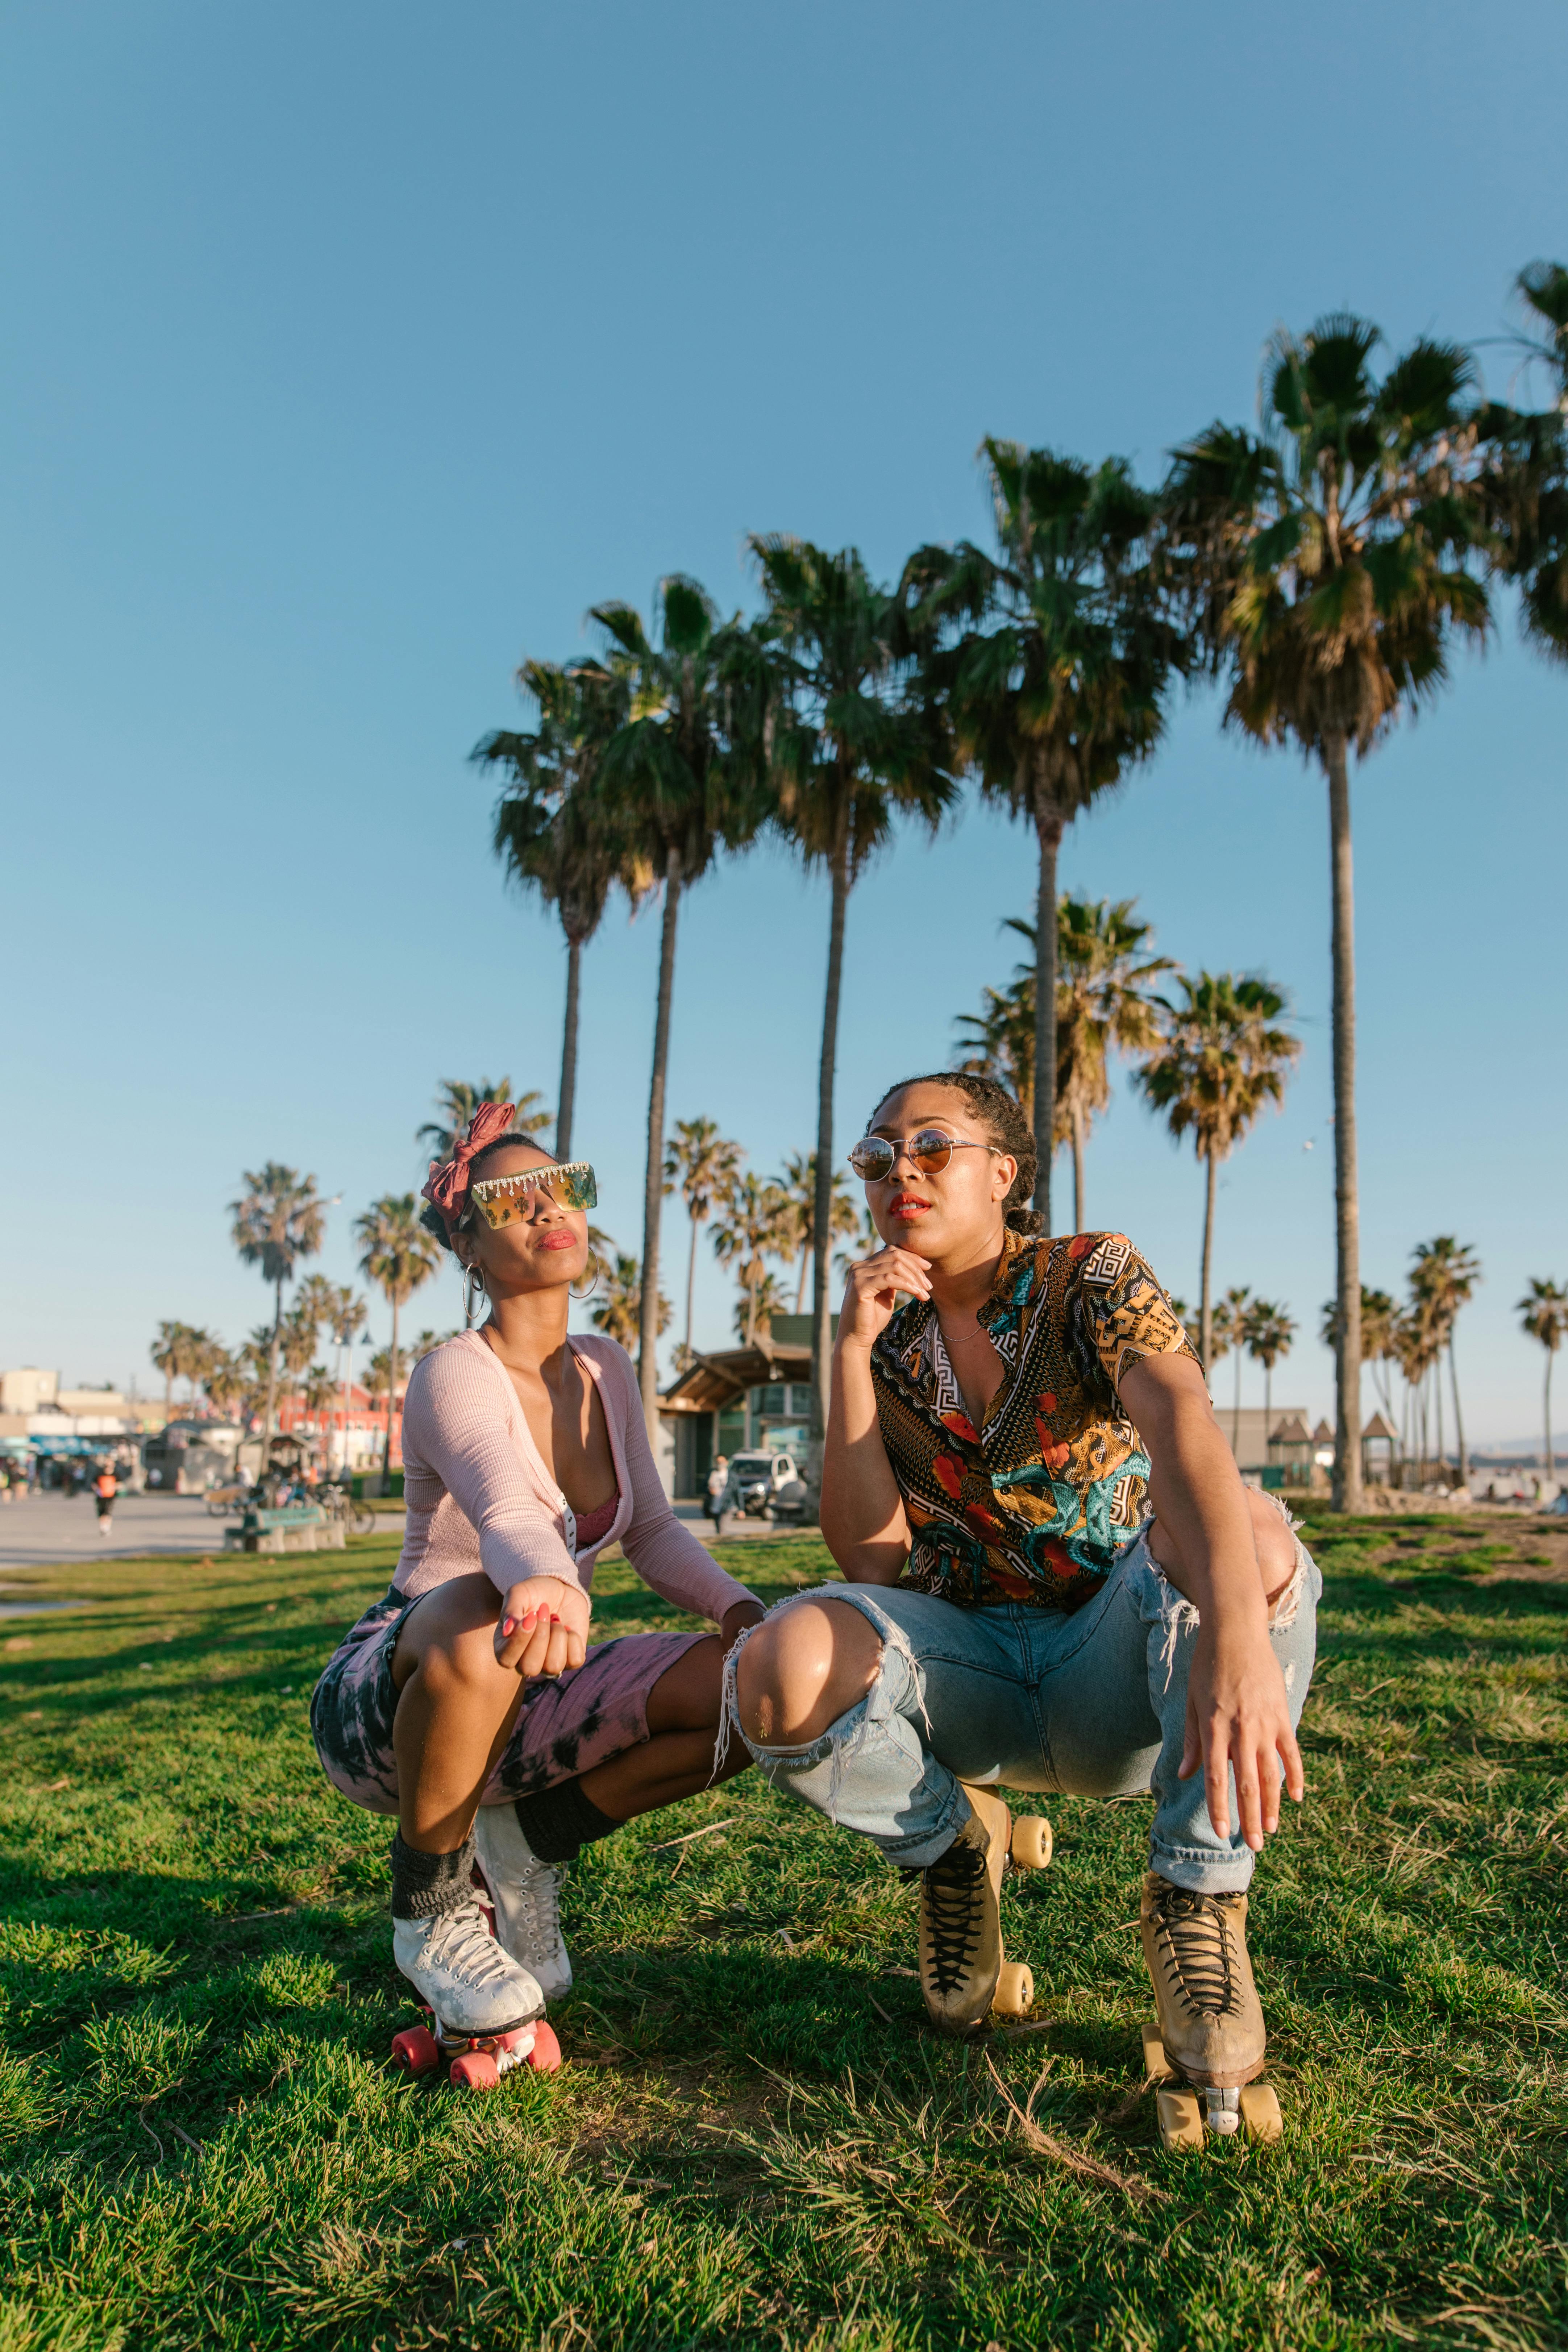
[869,1228,1199,1612]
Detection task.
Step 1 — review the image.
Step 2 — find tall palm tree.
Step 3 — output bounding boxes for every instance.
[664,1118,743,1359]
[776,1153,858,1314]
[1321,1286,1400,1422]
[1410,1237,1481,1488]
[751,536,955,1435]
[590,1251,669,1354]
[416,1080,549,1165]
[229,1165,326,1445]
[150,1322,187,1420]
[903,445,1181,1232]
[318,1284,367,1472]
[736,1270,788,1346]
[480,655,646,1160]
[1137,973,1299,1374]
[1518,1277,1568,1477]
[1214,1284,1255,1453]
[957,900,1172,1229]
[711,1172,792,1351]
[1479,261,1568,664]
[301,1364,338,1450]
[594,577,771,1433]
[1244,1300,1296,1444]
[1163,317,1491,1508]
[354,1196,440,1473]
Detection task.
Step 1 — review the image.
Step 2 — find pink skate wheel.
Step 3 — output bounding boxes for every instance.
[526,2021,562,2074]
[391,2024,440,2078]
[449,2049,500,2092]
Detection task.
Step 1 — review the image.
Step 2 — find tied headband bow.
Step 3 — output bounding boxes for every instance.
[420,1100,520,1230]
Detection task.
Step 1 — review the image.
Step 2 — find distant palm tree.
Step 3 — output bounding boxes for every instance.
[318,1284,367,1471]
[736,1270,788,1346]
[1320,1286,1400,1422]
[954,967,1039,1122]
[301,1364,338,1446]
[1518,1277,1568,1476]
[776,1153,858,1314]
[711,1172,793,1351]
[1410,1237,1481,1487]
[903,444,1181,1231]
[1479,262,1568,664]
[203,1349,246,1430]
[408,1329,456,1362]
[752,535,955,1434]
[1213,1285,1254,1452]
[594,577,771,1432]
[417,1080,549,1165]
[479,656,645,1160]
[590,1251,669,1355]
[150,1321,187,1420]
[229,1165,326,1444]
[278,1304,320,1384]
[1137,974,1299,1373]
[1244,1300,1296,1443]
[355,1196,440,1473]
[664,1117,744,1357]
[835,1202,882,1283]
[1163,315,1491,1507]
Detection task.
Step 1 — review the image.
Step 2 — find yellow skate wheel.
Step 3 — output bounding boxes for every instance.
[1009,1815,1053,1870]
[1238,2081,1283,2145]
[1155,2085,1205,2151]
[992,1960,1034,2017]
[1140,2022,1170,2082]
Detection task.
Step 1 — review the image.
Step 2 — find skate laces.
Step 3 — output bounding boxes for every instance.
[424,1898,522,1991]
[517,1860,563,1961]
[923,1838,987,1995]
[1149,1884,1243,2019]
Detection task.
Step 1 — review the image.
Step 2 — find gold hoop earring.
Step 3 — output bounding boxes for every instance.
[570,1248,601,1303]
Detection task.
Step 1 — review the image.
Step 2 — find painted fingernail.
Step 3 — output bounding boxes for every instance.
[500,1618,515,1636]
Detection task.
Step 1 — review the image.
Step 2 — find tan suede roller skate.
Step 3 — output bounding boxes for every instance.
[1138,1873,1283,2147]
[918,1783,1052,2036]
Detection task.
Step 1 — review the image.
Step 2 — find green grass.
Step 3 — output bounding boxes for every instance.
[0,1516,1565,2350]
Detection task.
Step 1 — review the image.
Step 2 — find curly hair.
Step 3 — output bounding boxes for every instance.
[866,1071,1042,1235]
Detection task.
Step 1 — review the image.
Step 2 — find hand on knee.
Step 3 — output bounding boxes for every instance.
[415,1618,516,1705]
[735,1601,881,1748]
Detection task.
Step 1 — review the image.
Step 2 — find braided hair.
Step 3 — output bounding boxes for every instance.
[867,1071,1042,1235]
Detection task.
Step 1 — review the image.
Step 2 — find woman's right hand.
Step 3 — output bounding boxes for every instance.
[837,1246,932,1352]
[494,1576,591,1678]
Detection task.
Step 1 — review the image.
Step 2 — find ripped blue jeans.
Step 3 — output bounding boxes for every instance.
[724,1523,1320,1894]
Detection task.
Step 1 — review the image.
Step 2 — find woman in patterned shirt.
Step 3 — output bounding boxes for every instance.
[729,1070,1319,2114]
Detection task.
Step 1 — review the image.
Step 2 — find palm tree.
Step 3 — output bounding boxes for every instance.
[594,577,771,1433]
[590,1251,669,1354]
[736,1270,787,1346]
[408,1329,456,1362]
[1518,1277,1568,1477]
[664,1118,744,1358]
[835,1203,882,1283]
[229,1166,326,1445]
[1479,261,1568,664]
[416,1080,549,1165]
[150,1321,187,1420]
[301,1364,338,1450]
[1244,1300,1296,1445]
[320,1285,367,1473]
[1163,317,1492,1509]
[776,1153,858,1314]
[711,1172,793,1351]
[751,535,955,1436]
[203,1349,246,1431]
[1410,1237,1481,1488]
[354,1196,440,1473]
[1321,1286,1400,1422]
[903,445,1181,1232]
[1214,1285,1254,1453]
[957,900,1171,1228]
[1137,973,1299,1374]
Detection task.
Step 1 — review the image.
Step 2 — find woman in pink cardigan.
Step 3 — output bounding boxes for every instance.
[311,1107,764,2052]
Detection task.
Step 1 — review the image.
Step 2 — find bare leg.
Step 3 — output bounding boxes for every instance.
[736,1599,883,1748]
[1147,1486,1298,1613]
[581,1634,751,1822]
[390,1574,530,1854]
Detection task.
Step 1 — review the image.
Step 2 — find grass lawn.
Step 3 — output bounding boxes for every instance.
[1,1515,1565,2351]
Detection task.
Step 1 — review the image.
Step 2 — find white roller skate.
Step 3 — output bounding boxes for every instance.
[390,1895,561,2091]
[472,1802,573,2002]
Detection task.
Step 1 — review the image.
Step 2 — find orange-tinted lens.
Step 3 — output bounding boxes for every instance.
[907,1131,956,1173]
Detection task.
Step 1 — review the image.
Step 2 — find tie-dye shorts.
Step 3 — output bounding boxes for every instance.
[310,1582,710,1816]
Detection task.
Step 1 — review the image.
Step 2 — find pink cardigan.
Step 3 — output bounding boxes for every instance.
[394,1330,759,1625]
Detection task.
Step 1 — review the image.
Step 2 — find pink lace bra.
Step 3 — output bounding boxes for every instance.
[571,1488,620,1550]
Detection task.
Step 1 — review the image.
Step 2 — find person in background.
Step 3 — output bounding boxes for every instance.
[92,1463,117,1538]
[706,1454,731,1536]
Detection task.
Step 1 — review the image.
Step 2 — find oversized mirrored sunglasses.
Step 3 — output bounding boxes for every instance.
[470,1160,598,1228]
[847,1131,999,1181]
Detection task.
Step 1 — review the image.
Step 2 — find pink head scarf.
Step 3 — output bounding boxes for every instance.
[420,1101,520,1236]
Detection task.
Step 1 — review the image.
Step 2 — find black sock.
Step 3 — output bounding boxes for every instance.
[390,1829,476,1921]
[513,1779,620,1866]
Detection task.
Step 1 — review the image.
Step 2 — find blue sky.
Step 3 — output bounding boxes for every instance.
[3,1,1564,1443]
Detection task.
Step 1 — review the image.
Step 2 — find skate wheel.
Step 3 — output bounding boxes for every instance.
[1140,2022,1170,2082]
[527,2020,562,2074]
[449,2049,501,2092]
[1239,2081,1284,2145]
[1155,2086,1205,2151]
[992,1960,1034,2018]
[1009,1815,1053,1871]
[391,2024,440,2078]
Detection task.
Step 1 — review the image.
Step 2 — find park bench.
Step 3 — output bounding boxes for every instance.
[223,1504,347,1557]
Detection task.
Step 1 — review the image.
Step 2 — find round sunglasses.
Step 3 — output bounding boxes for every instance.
[847,1130,1000,1182]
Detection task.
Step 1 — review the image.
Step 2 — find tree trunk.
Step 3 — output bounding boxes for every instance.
[684,1210,699,1358]
[810,809,851,1459]
[1434,1360,1444,1474]
[1198,1147,1217,1381]
[1324,733,1363,1512]
[556,932,581,1162]
[263,1276,283,1447]
[1546,1350,1555,1479]
[1232,1345,1243,1459]
[1448,1339,1466,1488]
[1072,1104,1085,1235]
[639,848,682,1438]
[1032,792,1062,1230]
[1265,1361,1273,1441]
[795,1242,810,1315]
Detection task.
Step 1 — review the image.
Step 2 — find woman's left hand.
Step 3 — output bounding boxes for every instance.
[1178,1618,1304,1851]
[720,1599,765,1652]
